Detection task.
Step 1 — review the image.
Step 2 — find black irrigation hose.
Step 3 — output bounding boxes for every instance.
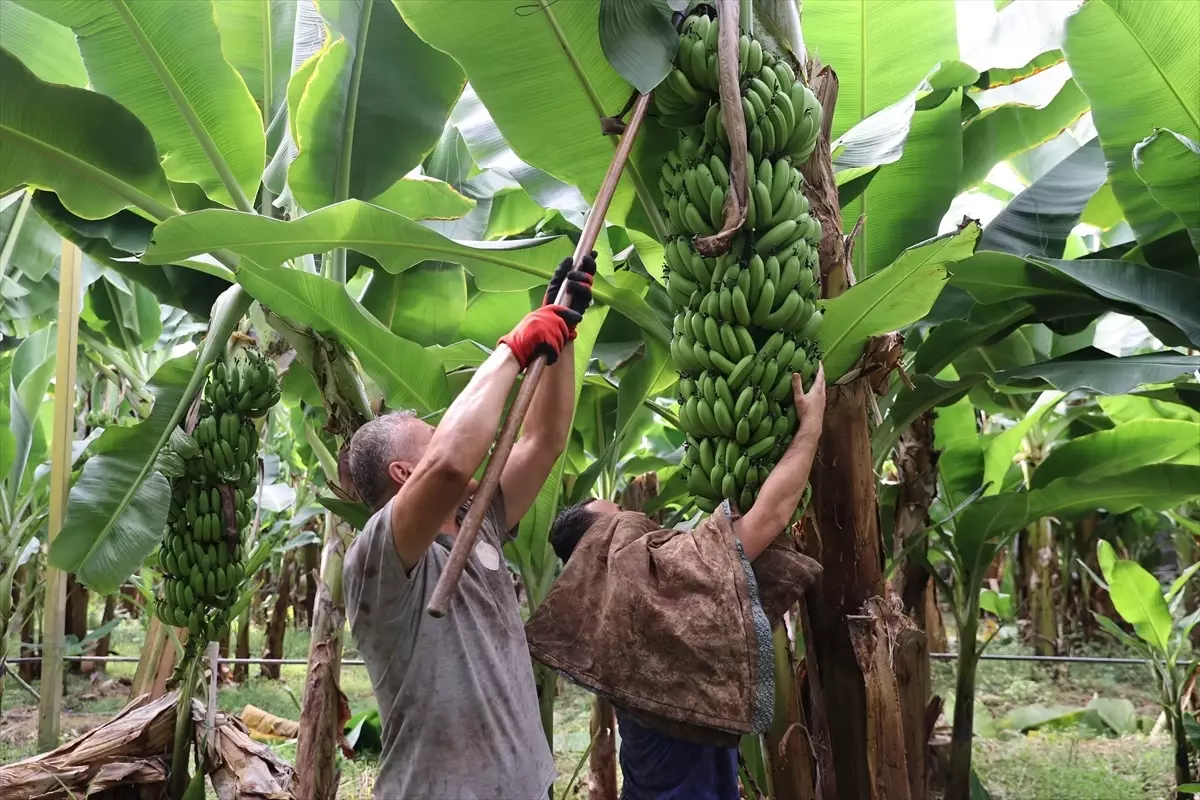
[2,653,1184,666]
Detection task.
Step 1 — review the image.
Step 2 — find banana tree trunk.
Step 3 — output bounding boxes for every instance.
[1172,705,1194,796]
[233,605,251,683]
[1029,517,1057,657]
[262,554,293,680]
[295,513,351,800]
[947,605,979,800]
[892,412,939,800]
[588,699,618,800]
[766,623,817,799]
[800,57,912,800]
[303,542,319,628]
[18,565,39,683]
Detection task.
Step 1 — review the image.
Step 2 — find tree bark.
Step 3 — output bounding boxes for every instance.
[588,698,618,800]
[295,514,351,800]
[262,554,293,680]
[892,411,939,800]
[302,542,319,629]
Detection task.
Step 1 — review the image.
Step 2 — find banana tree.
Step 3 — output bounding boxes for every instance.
[920,381,1200,797]
[1087,541,1200,796]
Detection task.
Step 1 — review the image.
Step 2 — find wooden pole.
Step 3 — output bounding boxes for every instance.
[427,91,654,617]
[37,239,82,751]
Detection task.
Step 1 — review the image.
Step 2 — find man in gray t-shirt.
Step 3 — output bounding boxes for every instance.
[342,255,597,799]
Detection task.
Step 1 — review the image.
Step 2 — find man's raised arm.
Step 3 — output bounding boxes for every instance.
[390,305,579,568]
[502,253,598,529]
[733,366,827,560]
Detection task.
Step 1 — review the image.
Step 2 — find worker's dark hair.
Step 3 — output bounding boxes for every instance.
[549,500,600,563]
[347,410,418,512]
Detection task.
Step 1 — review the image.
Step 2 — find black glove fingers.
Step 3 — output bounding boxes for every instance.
[549,306,583,328]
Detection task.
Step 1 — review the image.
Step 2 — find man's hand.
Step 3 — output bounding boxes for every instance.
[498,305,581,369]
[792,364,827,434]
[544,252,597,318]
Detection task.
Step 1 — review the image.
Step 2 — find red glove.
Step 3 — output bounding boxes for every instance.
[499,305,581,369]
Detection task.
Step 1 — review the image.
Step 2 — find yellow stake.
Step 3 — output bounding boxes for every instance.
[37,239,82,751]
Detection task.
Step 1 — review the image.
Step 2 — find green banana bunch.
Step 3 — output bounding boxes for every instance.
[155,348,280,640]
[658,13,824,521]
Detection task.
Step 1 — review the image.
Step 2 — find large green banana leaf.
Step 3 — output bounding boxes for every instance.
[0,0,86,87]
[951,251,1200,347]
[979,138,1104,258]
[397,0,648,227]
[1033,419,1200,490]
[6,325,57,503]
[803,0,961,276]
[17,0,265,210]
[51,287,252,592]
[213,0,297,133]
[30,193,230,318]
[959,79,1090,192]
[0,48,176,221]
[954,464,1200,571]
[819,223,979,380]
[882,351,1200,447]
[1133,129,1200,255]
[287,0,465,211]
[362,263,467,347]
[142,201,669,342]
[1063,0,1200,247]
[597,0,677,94]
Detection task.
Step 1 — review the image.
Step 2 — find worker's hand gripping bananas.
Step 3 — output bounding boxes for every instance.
[661,13,824,519]
[154,348,280,641]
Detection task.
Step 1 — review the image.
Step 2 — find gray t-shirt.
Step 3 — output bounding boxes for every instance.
[343,494,556,799]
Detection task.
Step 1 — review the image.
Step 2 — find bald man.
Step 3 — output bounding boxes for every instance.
[342,255,596,799]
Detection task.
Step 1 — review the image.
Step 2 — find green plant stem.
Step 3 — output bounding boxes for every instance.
[535,0,669,243]
[110,0,255,214]
[0,190,32,286]
[948,597,981,799]
[324,0,375,285]
[169,651,202,799]
[535,661,557,755]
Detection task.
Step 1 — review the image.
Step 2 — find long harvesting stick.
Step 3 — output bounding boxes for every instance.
[427,92,654,617]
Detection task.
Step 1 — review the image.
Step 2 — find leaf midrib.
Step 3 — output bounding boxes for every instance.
[110,0,255,212]
[0,126,176,222]
[1101,1,1200,137]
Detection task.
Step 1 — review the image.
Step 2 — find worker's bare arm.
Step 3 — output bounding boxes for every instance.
[502,341,576,529]
[732,366,827,560]
[390,347,522,569]
[502,253,596,531]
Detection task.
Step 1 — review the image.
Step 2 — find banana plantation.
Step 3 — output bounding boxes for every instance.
[2,0,1199,798]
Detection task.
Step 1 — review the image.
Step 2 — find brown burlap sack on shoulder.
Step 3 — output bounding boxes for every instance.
[524,506,820,747]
